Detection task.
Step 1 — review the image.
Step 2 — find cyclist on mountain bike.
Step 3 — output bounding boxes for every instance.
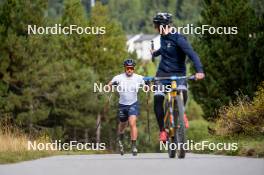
[151,12,205,142]
[108,59,145,156]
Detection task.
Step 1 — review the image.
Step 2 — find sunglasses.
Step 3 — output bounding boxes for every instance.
[125,66,134,71]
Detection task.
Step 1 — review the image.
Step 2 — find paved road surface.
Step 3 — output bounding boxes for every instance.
[0,153,263,175]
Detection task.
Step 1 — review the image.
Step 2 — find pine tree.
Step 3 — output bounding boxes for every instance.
[190,0,264,119]
[0,0,138,145]
[86,2,128,143]
[0,0,49,130]
[88,2,127,81]
[0,0,101,141]
[49,1,128,141]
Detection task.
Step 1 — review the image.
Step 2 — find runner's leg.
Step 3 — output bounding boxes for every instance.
[128,115,137,140]
[129,115,138,155]
[118,121,128,137]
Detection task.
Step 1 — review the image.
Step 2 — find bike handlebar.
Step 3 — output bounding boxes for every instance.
[143,75,196,82]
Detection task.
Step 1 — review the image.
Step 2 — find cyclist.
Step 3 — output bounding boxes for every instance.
[108,59,145,156]
[151,12,205,142]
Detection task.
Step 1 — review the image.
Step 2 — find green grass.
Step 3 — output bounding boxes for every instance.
[211,135,264,157]
[0,122,109,164]
[187,119,210,142]
[0,118,262,164]
[0,151,56,164]
[187,119,264,157]
[191,135,264,158]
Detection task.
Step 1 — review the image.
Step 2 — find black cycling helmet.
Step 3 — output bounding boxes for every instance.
[123,59,136,67]
[153,12,172,26]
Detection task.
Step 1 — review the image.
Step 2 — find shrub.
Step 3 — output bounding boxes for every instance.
[215,82,264,136]
[187,119,210,142]
[186,97,204,120]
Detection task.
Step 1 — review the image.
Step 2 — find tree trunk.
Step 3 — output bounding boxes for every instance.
[96,113,101,143]
[73,127,77,141]
[84,128,89,143]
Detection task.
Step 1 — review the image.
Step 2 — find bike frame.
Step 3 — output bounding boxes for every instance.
[144,75,195,158]
[143,75,194,138]
[164,80,179,137]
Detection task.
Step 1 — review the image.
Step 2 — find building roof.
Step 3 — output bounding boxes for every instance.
[127,35,138,40]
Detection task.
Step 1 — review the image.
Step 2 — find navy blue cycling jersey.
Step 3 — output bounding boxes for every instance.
[153,32,203,76]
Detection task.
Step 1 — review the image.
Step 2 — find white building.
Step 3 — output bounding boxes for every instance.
[126,34,160,61]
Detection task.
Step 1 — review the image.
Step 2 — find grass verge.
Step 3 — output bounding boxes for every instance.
[0,123,108,164]
[0,151,55,164]
[187,119,264,158]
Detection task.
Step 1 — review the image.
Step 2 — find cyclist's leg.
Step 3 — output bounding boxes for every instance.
[183,90,188,106]
[154,94,165,131]
[153,80,166,131]
[177,77,188,106]
[154,80,168,141]
[175,75,189,129]
[177,78,189,128]
[154,95,164,131]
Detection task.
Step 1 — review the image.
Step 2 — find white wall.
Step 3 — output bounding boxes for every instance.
[128,35,160,60]
[126,35,141,53]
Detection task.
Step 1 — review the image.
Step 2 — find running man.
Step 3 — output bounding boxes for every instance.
[108,59,145,156]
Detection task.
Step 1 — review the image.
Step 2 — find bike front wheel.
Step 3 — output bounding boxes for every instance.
[175,91,186,159]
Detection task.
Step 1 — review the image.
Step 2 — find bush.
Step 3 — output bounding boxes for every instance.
[0,118,51,153]
[186,96,204,120]
[215,82,264,136]
[187,119,210,142]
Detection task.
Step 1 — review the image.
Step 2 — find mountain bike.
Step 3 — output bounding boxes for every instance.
[144,75,195,158]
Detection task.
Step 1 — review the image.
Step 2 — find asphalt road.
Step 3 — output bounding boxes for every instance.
[0,153,263,175]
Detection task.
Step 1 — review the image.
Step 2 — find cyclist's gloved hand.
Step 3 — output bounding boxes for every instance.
[143,77,153,85]
[195,73,205,80]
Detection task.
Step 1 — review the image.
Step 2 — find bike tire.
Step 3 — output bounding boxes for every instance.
[164,101,176,158]
[175,91,186,159]
[168,136,176,158]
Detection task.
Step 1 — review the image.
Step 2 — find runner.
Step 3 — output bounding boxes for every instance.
[108,59,145,156]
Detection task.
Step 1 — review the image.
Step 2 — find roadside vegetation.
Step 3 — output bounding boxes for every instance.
[0,121,107,164]
[0,121,54,164]
[0,0,263,163]
[187,82,264,157]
